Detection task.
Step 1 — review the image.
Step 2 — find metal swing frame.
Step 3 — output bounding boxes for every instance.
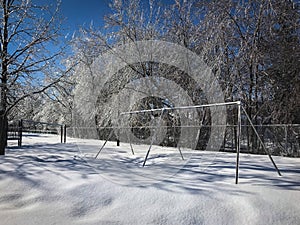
[95,101,282,184]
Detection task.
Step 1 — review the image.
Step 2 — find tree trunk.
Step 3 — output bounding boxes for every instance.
[0,0,9,155]
[0,113,8,155]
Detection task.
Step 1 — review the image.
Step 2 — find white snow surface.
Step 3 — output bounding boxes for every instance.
[1,133,300,225]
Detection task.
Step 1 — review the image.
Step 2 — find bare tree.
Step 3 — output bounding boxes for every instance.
[71,0,165,132]
[263,0,300,124]
[0,0,66,154]
[69,0,299,154]
[197,0,300,153]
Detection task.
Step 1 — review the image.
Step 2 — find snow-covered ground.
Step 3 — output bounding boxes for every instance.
[1,133,300,225]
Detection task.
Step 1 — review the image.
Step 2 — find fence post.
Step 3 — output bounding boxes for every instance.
[285,125,288,154]
[4,120,8,148]
[64,125,66,143]
[18,119,23,147]
[60,125,63,143]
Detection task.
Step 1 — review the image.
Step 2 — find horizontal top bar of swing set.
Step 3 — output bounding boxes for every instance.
[120,101,241,115]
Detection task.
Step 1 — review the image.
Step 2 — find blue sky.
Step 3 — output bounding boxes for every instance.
[60,0,111,33]
[42,0,175,56]
[59,0,174,35]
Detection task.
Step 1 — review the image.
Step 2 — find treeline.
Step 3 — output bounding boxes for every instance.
[10,0,300,155]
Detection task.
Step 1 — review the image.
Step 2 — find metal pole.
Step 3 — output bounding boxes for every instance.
[117,95,120,147]
[284,125,288,154]
[142,109,165,167]
[18,119,23,147]
[121,101,241,115]
[64,125,67,143]
[178,146,184,160]
[125,129,135,155]
[60,125,63,143]
[235,101,241,184]
[129,140,134,155]
[242,106,282,176]
[95,129,115,159]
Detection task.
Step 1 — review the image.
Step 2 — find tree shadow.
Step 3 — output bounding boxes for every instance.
[83,146,300,193]
[2,143,98,185]
[0,142,100,212]
[1,141,299,209]
[0,140,299,222]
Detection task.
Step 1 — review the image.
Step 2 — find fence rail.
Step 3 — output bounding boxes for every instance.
[7,120,22,146]
[7,120,67,146]
[67,124,300,157]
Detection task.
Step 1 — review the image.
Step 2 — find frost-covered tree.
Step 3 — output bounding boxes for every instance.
[71,0,213,148]
[262,1,300,124]
[0,0,66,154]
[71,0,166,137]
[196,0,300,153]
[69,0,299,154]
